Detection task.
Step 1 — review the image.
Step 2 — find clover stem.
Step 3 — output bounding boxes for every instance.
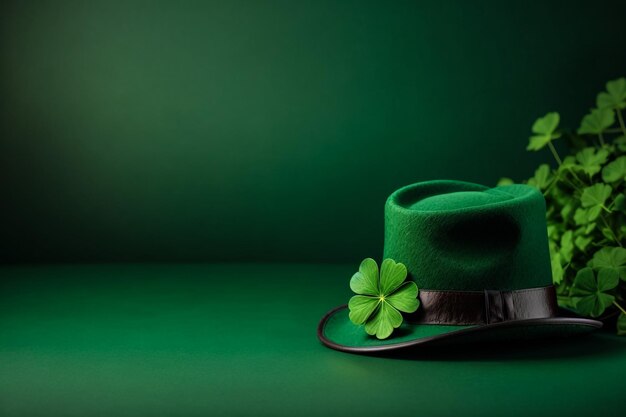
[601,204,612,214]
[547,142,562,165]
[598,133,606,147]
[599,215,622,247]
[567,168,587,188]
[561,173,584,194]
[613,301,626,316]
[542,176,559,196]
[561,179,581,194]
[617,109,626,136]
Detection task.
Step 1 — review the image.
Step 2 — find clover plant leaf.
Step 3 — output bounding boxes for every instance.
[532,112,560,134]
[348,295,380,325]
[580,183,612,209]
[560,203,574,222]
[386,281,419,313]
[379,258,408,294]
[575,147,609,177]
[614,194,626,211]
[573,207,601,225]
[348,258,419,339]
[571,267,618,317]
[547,225,559,241]
[602,156,626,183]
[596,77,626,110]
[560,230,574,263]
[615,135,626,152]
[577,108,615,135]
[589,247,626,281]
[527,164,552,190]
[497,177,514,186]
[585,222,597,235]
[560,155,580,170]
[527,112,561,151]
[350,258,379,295]
[573,208,589,225]
[575,235,592,252]
[600,227,616,242]
[551,253,564,285]
[364,302,402,340]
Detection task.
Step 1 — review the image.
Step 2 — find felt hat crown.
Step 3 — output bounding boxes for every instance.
[318,180,601,353]
[383,180,552,291]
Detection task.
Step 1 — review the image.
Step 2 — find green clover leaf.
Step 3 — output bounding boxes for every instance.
[571,267,619,317]
[527,112,561,151]
[560,202,574,222]
[551,253,564,285]
[574,235,592,252]
[577,108,615,135]
[580,183,612,209]
[527,164,552,190]
[573,207,601,225]
[588,247,626,281]
[348,258,419,339]
[349,257,379,295]
[559,155,579,170]
[575,147,609,177]
[559,230,574,263]
[614,194,626,211]
[615,135,626,152]
[602,155,626,183]
[596,77,626,110]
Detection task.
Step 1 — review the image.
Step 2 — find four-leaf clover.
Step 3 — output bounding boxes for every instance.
[348,258,419,339]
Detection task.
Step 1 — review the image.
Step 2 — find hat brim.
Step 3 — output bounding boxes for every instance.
[318,305,602,353]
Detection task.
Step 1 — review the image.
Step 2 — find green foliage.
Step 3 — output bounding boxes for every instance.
[576,147,608,177]
[348,258,419,339]
[527,112,561,151]
[597,78,626,110]
[571,267,618,317]
[581,184,612,209]
[602,156,626,183]
[504,77,626,334]
[527,164,552,189]
[588,247,626,281]
[578,108,615,135]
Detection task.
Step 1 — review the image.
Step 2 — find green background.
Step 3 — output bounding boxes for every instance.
[2,0,626,263]
[2,3,625,416]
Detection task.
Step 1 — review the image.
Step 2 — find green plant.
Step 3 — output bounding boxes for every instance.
[499,77,626,335]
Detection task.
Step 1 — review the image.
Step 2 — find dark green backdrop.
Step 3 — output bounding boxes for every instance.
[2,0,625,263]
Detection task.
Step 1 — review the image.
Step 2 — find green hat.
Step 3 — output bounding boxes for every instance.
[318,180,601,353]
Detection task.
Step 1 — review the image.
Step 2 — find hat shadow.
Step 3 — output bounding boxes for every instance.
[366,331,624,362]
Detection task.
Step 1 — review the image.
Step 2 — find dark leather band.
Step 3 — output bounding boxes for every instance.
[407,286,558,325]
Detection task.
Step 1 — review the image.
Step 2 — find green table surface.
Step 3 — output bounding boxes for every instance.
[1,264,624,417]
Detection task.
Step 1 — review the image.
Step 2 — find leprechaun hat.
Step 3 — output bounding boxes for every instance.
[318,180,601,353]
